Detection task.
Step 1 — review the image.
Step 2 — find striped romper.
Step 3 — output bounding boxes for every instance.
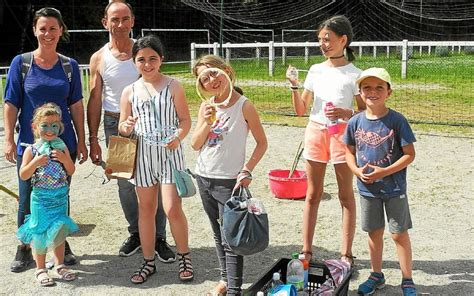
[129,78,186,187]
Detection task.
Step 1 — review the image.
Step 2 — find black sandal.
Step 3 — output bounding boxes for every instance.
[177,252,194,281]
[130,257,156,284]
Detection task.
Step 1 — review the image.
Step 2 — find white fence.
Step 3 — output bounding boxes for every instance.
[191,40,474,78]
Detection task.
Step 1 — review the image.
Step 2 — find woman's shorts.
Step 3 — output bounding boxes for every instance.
[303,120,348,164]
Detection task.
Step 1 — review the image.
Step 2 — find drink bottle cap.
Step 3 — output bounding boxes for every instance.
[292,252,299,259]
[298,253,306,260]
[272,272,281,281]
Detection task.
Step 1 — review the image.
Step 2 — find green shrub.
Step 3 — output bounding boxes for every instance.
[464,46,474,55]
[435,46,450,57]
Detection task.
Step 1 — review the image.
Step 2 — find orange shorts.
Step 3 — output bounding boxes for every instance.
[303,120,348,164]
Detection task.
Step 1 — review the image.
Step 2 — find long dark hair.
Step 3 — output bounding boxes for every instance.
[132,35,165,61]
[317,15,355,62]
[33,7,70,42]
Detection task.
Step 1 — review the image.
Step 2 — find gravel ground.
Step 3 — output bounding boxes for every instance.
[0,122,473,295]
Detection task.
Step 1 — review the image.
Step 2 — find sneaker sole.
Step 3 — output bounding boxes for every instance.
[119,246,141,257]
[10,260,34,273]
[155,251,176,263]
[358,284,386,295]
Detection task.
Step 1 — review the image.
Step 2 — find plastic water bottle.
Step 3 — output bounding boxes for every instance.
[287,253,304,291]
[267,272,284,296]
[257,292,265,296]
[324,102,339,135]
[298,253,309,289]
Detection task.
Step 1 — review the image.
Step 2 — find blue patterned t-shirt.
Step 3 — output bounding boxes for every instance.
[343,109,416,198]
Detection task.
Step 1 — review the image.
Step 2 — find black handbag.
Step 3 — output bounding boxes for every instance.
[222,186,269,256]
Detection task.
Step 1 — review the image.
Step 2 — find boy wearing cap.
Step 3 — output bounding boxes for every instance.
[343,68,417,296]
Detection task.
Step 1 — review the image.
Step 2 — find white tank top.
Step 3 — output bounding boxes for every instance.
[100,43,139,113]
[195,96,249,179]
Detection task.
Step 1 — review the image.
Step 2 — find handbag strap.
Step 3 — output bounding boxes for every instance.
[141,78,177,131]
[142,80,163,131]
[231,186,252,202]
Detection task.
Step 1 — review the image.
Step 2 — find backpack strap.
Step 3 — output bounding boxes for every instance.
[20,52,34,85]
[58,53,72,83]
[20,52,73,83]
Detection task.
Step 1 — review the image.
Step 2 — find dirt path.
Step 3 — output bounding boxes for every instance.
[0,123,473,295]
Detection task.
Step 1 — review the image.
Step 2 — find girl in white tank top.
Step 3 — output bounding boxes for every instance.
[191,55,268,295]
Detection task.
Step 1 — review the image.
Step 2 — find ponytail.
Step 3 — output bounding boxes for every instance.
[345,47,355,62]
[234,85,244,95]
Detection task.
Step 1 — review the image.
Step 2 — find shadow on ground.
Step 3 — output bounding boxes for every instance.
[54,244,473,295]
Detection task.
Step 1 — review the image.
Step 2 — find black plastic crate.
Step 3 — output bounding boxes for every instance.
[246,258,352,295]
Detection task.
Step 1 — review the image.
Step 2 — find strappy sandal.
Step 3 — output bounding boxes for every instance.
[35,268,55,287]
[340,254,356,267]
[55,264,76,281]
[300,250,313,262]
[130,257,156,284]
[177,252,194,281]
[206,280,227,296]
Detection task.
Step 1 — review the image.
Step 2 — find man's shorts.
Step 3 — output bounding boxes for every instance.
[360,194,413,233]
[303,120,348,164]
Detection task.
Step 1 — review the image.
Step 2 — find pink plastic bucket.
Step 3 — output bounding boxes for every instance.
[268,169,307,199]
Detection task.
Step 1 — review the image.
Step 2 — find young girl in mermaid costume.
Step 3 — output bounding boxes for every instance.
[17,103,78,286]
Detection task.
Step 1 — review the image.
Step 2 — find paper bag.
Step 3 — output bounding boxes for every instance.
[105,135,138,180]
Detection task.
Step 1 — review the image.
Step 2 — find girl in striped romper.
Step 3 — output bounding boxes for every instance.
[118,35,193,284]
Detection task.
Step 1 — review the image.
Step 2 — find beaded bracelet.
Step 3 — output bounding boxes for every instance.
[89,135,99,144]
[289,85,299,91]
[238,169,253,180]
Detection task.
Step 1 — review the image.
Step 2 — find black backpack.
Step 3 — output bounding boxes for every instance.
[21,51,73,84]
[15,52,73,133]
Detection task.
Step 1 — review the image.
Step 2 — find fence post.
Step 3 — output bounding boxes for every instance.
[401,39,408,79]
[269,41,274,77]
[190,43,196,73]
[428,46,431,55]
[359,46,362,58]
[225,43,231,63]
[213,42,219,56]
[304,42,310,64]
[373,46,377,58]
[386,46,390,58]
[282,47,286,65]
[256,46,261,66]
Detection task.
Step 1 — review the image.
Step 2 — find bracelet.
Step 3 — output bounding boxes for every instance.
[239,169,253,179]
[289,85,299,91]
[89,135,99,144]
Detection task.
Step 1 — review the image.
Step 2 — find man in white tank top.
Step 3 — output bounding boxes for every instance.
[86,1,175,263]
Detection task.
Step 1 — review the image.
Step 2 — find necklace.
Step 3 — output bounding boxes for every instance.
[329,54,345,59]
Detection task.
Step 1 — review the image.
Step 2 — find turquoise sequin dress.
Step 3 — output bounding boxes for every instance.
[16,138,79,254]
